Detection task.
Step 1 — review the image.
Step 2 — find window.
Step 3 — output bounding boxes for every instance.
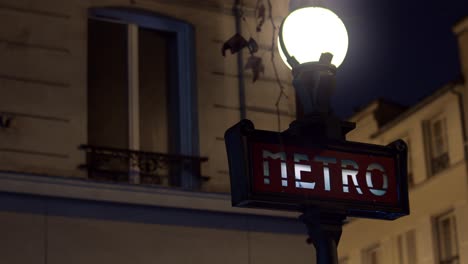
[435,211,459,264]
[85,8,202,188]
[397,229,417,264]
[363,244,381,264]
[88,17,175,153]
[423,115,449,175]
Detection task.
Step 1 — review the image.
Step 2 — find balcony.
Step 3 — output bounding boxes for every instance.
[79,145,208,188]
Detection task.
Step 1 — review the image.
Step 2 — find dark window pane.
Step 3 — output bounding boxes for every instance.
[433,121,442,138]
[88,19,129,149]
[138,27,173,154]
[442,218,453,259]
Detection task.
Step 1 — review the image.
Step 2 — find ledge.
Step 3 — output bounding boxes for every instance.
[0,171,299,219]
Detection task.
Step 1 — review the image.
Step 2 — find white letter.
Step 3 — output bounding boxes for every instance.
[366,163,388,196]
[314,156,337,191]
[341,160,363,194]
[262,151,287,186]
[294,153,314,189]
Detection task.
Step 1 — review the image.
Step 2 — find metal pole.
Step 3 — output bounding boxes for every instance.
[233,0,246,120]
[289,53,347,263]
[300,208,345,264]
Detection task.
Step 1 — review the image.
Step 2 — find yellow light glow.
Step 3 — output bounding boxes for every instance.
[279,7,349,68]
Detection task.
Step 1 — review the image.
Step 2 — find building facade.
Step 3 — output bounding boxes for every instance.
[0,1,316,263]
[338,17,468,264]
[1,0,468,263]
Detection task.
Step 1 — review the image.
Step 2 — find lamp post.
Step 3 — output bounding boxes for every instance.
[224,4,408,264]
[278,6,350,264]
[279,6,348,120]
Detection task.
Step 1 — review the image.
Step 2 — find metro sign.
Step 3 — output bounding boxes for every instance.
[254,143,397,205]
[225,120,409,220]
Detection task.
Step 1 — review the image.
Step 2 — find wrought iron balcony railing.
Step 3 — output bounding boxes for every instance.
[79,145,209,188]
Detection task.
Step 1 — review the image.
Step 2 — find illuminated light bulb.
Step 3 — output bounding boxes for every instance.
[278,7,349,68]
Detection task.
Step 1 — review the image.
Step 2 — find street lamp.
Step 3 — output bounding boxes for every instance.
[278,6,348,117]
[225,5,409,264]
[278,5,351,264]
[279,7,348,68]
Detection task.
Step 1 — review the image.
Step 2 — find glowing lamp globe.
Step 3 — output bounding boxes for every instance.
[279,7,349,68]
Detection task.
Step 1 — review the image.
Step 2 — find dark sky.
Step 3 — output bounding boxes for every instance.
[322,0,468,118]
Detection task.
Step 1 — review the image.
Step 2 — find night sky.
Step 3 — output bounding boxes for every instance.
[321,0,468,118]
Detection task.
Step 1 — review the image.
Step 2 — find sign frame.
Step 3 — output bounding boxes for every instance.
[225,119,409,220]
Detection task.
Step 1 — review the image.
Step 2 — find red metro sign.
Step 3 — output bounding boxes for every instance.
[252,143,397,206]
[225,120,409,220]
